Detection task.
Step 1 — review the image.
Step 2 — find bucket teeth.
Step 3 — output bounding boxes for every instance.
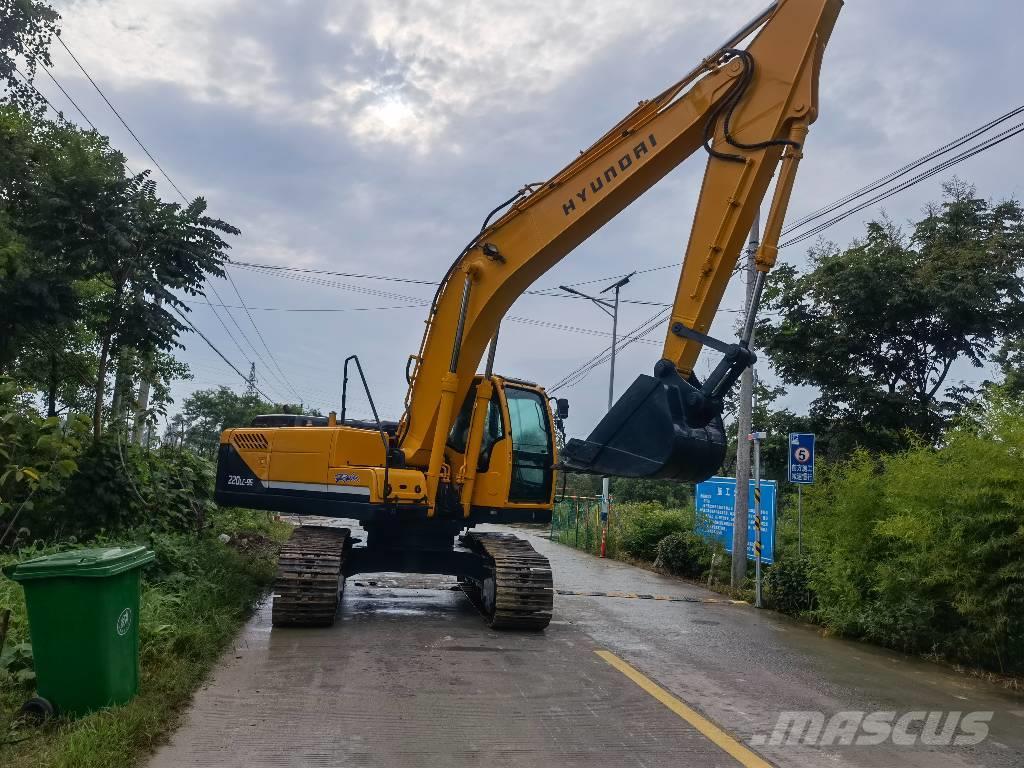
[271,526,350,628]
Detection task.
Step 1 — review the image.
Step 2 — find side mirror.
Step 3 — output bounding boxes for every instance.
[556,398,570,420]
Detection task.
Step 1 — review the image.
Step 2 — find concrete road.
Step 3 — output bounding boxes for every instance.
[150,523,1024,768]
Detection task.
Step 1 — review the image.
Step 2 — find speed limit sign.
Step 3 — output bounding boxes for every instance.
[788,434,815,484]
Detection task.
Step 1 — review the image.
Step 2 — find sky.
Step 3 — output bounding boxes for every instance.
[37,0,1024,436]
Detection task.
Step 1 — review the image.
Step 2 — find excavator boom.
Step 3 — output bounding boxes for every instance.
[399,0,841,488]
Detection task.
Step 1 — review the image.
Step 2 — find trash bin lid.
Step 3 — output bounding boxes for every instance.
[3,546,155,581]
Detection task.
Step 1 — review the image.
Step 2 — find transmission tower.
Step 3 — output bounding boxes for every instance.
[245,362,258,398]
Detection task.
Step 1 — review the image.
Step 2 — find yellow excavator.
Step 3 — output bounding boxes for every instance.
[215,0,843,630]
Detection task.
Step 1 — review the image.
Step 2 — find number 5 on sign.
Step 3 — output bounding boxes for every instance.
[788,433,815,484]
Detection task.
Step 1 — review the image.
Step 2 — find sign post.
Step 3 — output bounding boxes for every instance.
[750,431,766,608]
[788,433,816,556]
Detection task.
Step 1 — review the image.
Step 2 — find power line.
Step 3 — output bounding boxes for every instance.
[231,260,437,287]
[185,299,664,344]
[55,34,189,202]
[781,104,1024,238]
[224,270,306,403]
[233,259,676,308]
[780,120,1024,250]
[549,307,671,393]
[204,278,296,403]
[53,32,300,404]
[185,299,428,312]
[547,105,1024,395]
[169,304,275,401]
[39,64,98,132]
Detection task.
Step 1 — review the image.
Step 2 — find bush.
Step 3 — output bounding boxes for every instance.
[617,502,691,561]
[802,398,1024,672]
[654,531,713,578]
[764,555,814,616]
[0,508,289,766]
[33,439,216,539]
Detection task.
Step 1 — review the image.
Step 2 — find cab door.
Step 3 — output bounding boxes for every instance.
[502,386,554,503]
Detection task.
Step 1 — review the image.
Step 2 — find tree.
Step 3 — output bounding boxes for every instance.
[758,180,1024,453]
[87,176,238,439]
[176,387,302,457]
[0,0,60,113]
[721,378,812,482]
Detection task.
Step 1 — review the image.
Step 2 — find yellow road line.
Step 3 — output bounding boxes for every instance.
[595,650,773,768]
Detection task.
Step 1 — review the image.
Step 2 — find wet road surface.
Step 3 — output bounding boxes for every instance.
[149,522,1024,767]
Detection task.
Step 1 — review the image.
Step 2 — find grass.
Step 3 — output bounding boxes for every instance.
[0,508,290,767]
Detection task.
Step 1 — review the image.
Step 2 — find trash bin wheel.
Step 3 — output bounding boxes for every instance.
[20,696,55,725]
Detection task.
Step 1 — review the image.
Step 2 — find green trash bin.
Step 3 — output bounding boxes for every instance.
[4,545,155,717]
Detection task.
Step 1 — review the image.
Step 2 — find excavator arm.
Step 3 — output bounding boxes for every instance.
[399,0,842,499]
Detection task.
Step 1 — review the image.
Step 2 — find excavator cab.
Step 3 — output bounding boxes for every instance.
[446,375,556,509]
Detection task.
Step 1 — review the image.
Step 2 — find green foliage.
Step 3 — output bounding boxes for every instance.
[801,397,1024,671]
[760,180,1024,454]
[764,555,814,616]
[0,381,86,543]
[0,0,60,113]
[172,386,303,457]
[50,440,215,539]
[654,530,715,579]
[0,508,289,764]
[617,502,691,561]
[612,477,693,508]
[722,378,813,482]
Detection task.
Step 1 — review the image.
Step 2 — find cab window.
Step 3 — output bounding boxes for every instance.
[504,387,553,503]
[448,387,505,471]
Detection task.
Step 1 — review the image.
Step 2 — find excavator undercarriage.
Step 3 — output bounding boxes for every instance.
[268,525,553,630]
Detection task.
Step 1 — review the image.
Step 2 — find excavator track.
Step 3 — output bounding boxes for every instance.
[272,525,350,628]
[460,532,553,630]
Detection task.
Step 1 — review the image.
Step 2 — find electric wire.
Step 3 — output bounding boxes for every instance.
[51,33,302,404]
[39,64,98,132]
[168,304,275,401]
[779,120,1024,249]
[55,34,189,202]
[233,259,676,308]
[548,307,672,393]
[222,269,305,403]
[781,104,1024,238]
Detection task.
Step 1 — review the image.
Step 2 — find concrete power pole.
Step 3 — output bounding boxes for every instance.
[133,296,161,446]
[731,212,759,588]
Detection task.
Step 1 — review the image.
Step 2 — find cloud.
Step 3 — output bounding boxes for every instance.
[57,0,759,152]
[44,0,1024,430]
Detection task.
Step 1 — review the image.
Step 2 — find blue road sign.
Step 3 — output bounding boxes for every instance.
[694,476,776,564]
[788,433,815,484]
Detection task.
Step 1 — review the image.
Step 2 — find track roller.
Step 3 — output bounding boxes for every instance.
[272,525,350,628]
[460,532,553,630]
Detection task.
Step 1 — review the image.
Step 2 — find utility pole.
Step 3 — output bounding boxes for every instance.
[133,296,162,446]
[752,430,766,607]
[133,371,152,446]
[559,272,635,547]
[732,212,759,588]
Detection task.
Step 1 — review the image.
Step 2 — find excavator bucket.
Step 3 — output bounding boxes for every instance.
[559,365,726,483]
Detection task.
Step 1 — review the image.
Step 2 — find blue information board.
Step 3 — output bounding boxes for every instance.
[788,433,815,484]
[695,476,776,564]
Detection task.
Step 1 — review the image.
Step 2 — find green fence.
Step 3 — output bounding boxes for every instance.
[550,496,623,557]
